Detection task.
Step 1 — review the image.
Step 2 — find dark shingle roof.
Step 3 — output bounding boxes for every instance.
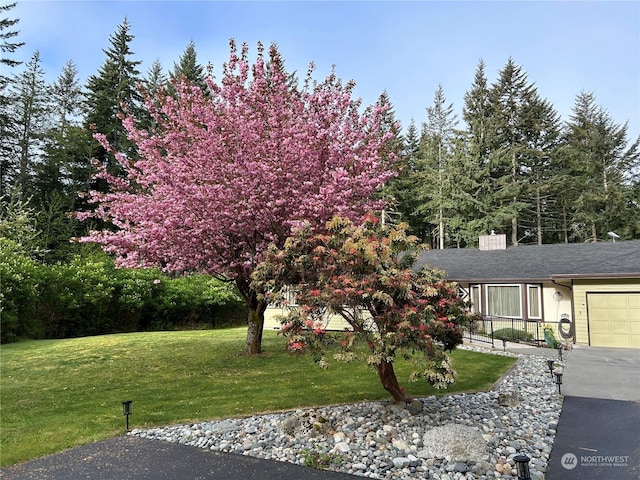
[414,241,640,282]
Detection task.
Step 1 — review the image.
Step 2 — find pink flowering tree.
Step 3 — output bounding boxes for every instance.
[252,215,470,403]
[79,41,397,354]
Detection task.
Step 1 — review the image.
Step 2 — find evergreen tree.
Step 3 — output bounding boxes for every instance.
[5,51,51,201]
[139,59,168,131]
[489,58,537,245]
[460,60,496,243]
[36,61,91,260]
[85,18,142,175]
[143,58,167,97]
[416,84,458,248]
[0,2,24,196]
[519,95,561,244]
[170,40,207,91]
[373,91,404,225]
[561,92,639,241]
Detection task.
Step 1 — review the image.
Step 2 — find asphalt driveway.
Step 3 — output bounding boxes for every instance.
[546,345,640,480]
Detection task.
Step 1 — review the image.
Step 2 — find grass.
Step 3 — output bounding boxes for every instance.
[0,328,515,467]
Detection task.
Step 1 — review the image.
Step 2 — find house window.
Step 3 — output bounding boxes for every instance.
[470,284,481,314]
[486,285,522,318]
[527,285,542,319]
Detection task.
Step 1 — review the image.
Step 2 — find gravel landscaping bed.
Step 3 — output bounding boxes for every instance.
[132,346,564,479]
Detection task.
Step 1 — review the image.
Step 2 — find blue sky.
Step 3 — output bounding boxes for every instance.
[11,1,640,141]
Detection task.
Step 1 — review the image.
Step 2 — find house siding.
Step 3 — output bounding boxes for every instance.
[572,278,640,345]
[264,306,354,331]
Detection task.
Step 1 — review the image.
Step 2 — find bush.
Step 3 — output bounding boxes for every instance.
[492,328,535,343]
[0,239,42,342]
[0,247,246,342]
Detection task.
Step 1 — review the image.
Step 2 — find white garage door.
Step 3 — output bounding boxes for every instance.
[587,293,640,347]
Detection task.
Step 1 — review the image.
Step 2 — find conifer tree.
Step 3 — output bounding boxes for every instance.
[36,61,91,259]
[170,40,207,92]
[0,2,24,196]
[374,91,404,225]
[416,84,458,249]
[519,96,561,244]
[561,92,639,241]
[489,58,537,245]
[6,51,50,201]
[387,119,427,238]
[460,60,495,242]
[85,18,142,175]
[143,59,167,97]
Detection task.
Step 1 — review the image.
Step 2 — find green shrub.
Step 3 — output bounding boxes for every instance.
[492,327,534,342]
[0,239,42,342]
[1,246,246,342]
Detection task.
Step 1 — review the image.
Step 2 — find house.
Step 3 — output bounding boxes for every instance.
[414,234,640,348]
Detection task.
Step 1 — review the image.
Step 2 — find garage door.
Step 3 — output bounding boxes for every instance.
[587,293,640,347]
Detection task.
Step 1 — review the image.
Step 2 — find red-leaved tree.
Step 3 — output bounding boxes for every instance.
[79,41,397,354]
[252,215,470,403]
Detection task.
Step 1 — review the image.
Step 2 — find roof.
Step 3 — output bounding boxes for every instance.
[414,240,640,283]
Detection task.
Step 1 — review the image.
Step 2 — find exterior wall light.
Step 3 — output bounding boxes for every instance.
[513,453,532,480]
[122,400,133,432]
[554,372,563,395]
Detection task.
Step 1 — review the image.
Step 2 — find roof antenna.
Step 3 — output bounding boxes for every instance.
[607,231,620,243]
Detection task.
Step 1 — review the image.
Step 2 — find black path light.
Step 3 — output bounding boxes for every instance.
[546,359,555,377]
[554,371,563,395]
[122,400,133,432]
[513,453,532,480]
[557,346,564,361]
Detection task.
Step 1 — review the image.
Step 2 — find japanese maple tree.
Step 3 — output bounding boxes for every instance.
[252,215,470,403]
[79,41,396,354]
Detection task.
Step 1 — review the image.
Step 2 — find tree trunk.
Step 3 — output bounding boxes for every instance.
[246,305,266,355]
[536,189,542,245]
[236,277,267,355]
[376,360,408,403]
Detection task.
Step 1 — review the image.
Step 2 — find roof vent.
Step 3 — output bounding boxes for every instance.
[479,233,507,251]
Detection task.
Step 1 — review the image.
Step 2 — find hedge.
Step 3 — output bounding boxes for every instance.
[0,240,247,343]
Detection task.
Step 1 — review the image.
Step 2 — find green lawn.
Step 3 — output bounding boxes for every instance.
[0,328,515,467]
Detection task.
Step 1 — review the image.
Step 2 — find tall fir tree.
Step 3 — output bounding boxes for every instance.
[561,92,639,242]
[6,51,50,201]
[36,61,92,260]
[170,40,207,92]
[519,95,561,244]
[0,1,24,196]
[489,58,537,245]
[416,84,458,249]
[143,58,167,97]
[460,59,496,242]
[373,91,404,225]
[85,18,142,176]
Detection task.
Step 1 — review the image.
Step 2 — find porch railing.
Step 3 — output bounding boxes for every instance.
[465,315,562,349]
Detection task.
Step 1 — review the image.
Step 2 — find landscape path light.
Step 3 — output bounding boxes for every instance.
[122,400,132,432]
[546,359,555,377]
[513,453,532,480]
[557,346,563,361]
[554,371,563,395]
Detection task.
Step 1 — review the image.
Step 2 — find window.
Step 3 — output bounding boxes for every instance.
[486,285,521,317]
[527,285,542,319]
[470,284,481,315]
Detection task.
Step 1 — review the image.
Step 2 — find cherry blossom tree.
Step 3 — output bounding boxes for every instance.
[252,215,470,403]
[79,41,397,354]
